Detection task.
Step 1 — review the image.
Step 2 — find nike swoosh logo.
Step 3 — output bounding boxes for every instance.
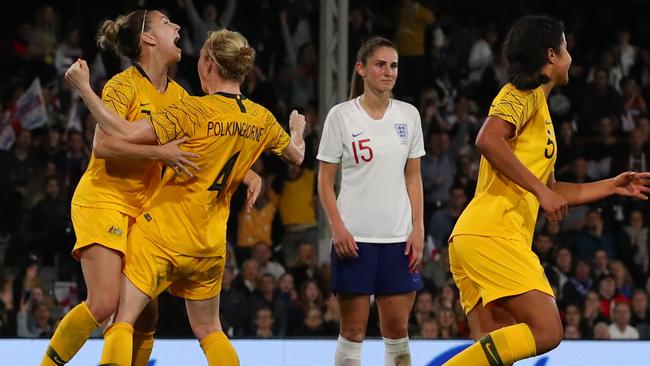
[352,131,364,137]
[140,102,151,107]
[545,120,552,125]
[485,343,498,362]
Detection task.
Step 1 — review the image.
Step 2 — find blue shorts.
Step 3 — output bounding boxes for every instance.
[331,242,423,295]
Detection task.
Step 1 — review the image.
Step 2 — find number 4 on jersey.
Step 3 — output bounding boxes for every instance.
[208,151,240,198]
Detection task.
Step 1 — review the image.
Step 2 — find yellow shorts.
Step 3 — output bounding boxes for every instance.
[449,234,554,315]
[71,204,134,260]
[124,224,225,300]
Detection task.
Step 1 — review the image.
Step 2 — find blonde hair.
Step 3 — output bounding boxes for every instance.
[97,10,149,61]
[204,29,255,83]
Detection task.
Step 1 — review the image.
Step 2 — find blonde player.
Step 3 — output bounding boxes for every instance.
[41,10,259,366]
[445,16,650,365]
[65,29,305,366]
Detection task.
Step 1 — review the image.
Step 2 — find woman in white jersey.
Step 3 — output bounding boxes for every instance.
[318,37,425,366]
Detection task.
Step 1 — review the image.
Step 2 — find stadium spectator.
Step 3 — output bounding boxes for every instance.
[609,302,639,339]
[251,241,285,280]
[630,289,650,326]
[277,164,318,265]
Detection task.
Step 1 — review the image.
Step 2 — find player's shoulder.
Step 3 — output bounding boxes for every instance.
[242,97,274,121]
[102,67,140,94]
[494,83,541,105]
[391,99,419,116]
[106,66,139,85]
[325,99,357,122]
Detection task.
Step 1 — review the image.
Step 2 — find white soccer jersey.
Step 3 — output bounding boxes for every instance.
[317,97,425,243]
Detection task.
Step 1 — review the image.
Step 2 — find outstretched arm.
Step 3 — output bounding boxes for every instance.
[552,172,650,205]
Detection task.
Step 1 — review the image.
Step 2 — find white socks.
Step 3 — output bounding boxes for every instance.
[335,335,362,366]
[384,337,411,366]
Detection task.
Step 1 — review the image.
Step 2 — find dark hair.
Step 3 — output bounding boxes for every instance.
[504,15,565,90]
[97,10,150,61]
[349,37,397,100]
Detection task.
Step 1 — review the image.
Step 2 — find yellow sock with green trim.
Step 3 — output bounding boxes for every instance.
[444,323,536,366]
[41,301,100,366]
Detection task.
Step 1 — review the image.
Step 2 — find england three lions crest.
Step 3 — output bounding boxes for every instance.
[395,123,408,144]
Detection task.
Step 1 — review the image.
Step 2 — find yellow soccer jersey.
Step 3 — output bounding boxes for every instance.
[138,92,291,257]
[451,83,556,245]
[72,65,189,217]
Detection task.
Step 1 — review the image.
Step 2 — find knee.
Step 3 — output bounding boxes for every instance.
[530,320,563,354]
[86,297,118,322]
[340,323,367,343]
[381,324,408,340]
[192,321,222,341]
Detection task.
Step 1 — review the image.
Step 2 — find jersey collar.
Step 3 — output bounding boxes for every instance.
[134,63,170,93]
[212,91,248,100]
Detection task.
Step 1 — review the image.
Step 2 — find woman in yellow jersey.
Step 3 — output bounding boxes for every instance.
[444,16,650,365]
[41,10,260,366]
[65,29,305,366]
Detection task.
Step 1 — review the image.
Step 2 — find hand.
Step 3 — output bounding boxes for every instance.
[332,223,358,259]
[158,137,199,177]
[537,187,568,222]
[64,59,91,92]
[405,228,424,272]
[613,171,650,200]
[289,109,306,137]
[242,170,262,213]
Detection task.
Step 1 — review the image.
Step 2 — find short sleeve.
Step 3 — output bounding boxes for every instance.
[316,107,343,163]
[263,110,291,156]
[409,108,426,158]
[147,96,205,145]
[101,75,135,118]
[488,87,540,134]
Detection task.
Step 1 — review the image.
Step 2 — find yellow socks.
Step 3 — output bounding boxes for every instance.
[200,331,239,366]
[444,323,536,365]
[132,330,155,366]
[41,302,100,366]
[99,322,134,366]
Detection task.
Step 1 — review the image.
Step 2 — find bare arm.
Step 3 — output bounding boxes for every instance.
[93,127,157,159]
[65,60,157,144]
[475,116,568,221]
[405,157,424,271]
[282,110,306,165]
[318,161,345,230]
[552,172,650,205]
[318,161,357,258]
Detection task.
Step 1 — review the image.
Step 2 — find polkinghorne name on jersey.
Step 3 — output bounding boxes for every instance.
[206,120,265,142]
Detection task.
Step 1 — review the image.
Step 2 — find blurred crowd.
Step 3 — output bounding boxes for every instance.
[1,0,650,342]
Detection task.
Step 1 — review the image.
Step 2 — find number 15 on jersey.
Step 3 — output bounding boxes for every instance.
[352,138,373,164]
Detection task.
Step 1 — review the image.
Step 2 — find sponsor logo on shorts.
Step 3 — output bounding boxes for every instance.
[107,226,123,236]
